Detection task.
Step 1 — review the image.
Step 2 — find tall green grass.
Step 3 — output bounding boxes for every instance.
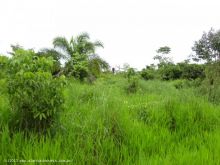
[0,76,220,164]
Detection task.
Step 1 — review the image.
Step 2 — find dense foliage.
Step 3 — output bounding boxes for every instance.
[7,48,66,133]
[192,28,220,62]
[140,62,205,81]
[0,55,9,78]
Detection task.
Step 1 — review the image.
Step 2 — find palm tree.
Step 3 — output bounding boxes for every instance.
[52,32,104,79]
[53,32,103,60]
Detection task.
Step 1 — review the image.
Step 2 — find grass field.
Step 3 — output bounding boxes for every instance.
[0,76,220,164]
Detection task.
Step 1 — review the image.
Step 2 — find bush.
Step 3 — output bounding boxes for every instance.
[124,67,139,93]
[140,67,155,80]
[157,63,205,81]
[173,79,186,89]
[64,58,88,81]
[126,68,136,80]
[178,63,205,80]
[125,77,139,94]
[159,64,182,80]
[7,48,66,133]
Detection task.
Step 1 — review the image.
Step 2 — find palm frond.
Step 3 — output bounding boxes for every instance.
[76,32,90,43]
[53,37,73,56]
[94,40,104,48]
[38,48,66,60]
[89,54,109,70]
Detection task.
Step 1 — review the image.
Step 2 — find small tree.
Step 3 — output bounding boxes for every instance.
[192,28,220,62]
[52,32,104,80]
[192,29,220,103]
[8,48,66,133]
[154,46,173,68]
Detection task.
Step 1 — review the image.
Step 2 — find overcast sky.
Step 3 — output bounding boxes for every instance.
[0,0,220,69]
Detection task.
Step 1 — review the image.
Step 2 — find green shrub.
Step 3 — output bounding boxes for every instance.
[125,77,139,94]
[157,63,205,81]
[124,67,139,93]
[178,63,205,80]
[126,68,136,80]
[7,49,66,133]
[140,67,155,80]
[159,64,182,80]
[173,79,186,89]
[64,58,88,81]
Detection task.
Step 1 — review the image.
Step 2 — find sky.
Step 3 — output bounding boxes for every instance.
[0,0,220,70]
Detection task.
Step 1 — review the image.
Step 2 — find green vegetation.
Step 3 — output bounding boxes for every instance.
[0,30,220,164]
[7,48,66,133]
[1,76,220,164]
[52,33,107,80]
